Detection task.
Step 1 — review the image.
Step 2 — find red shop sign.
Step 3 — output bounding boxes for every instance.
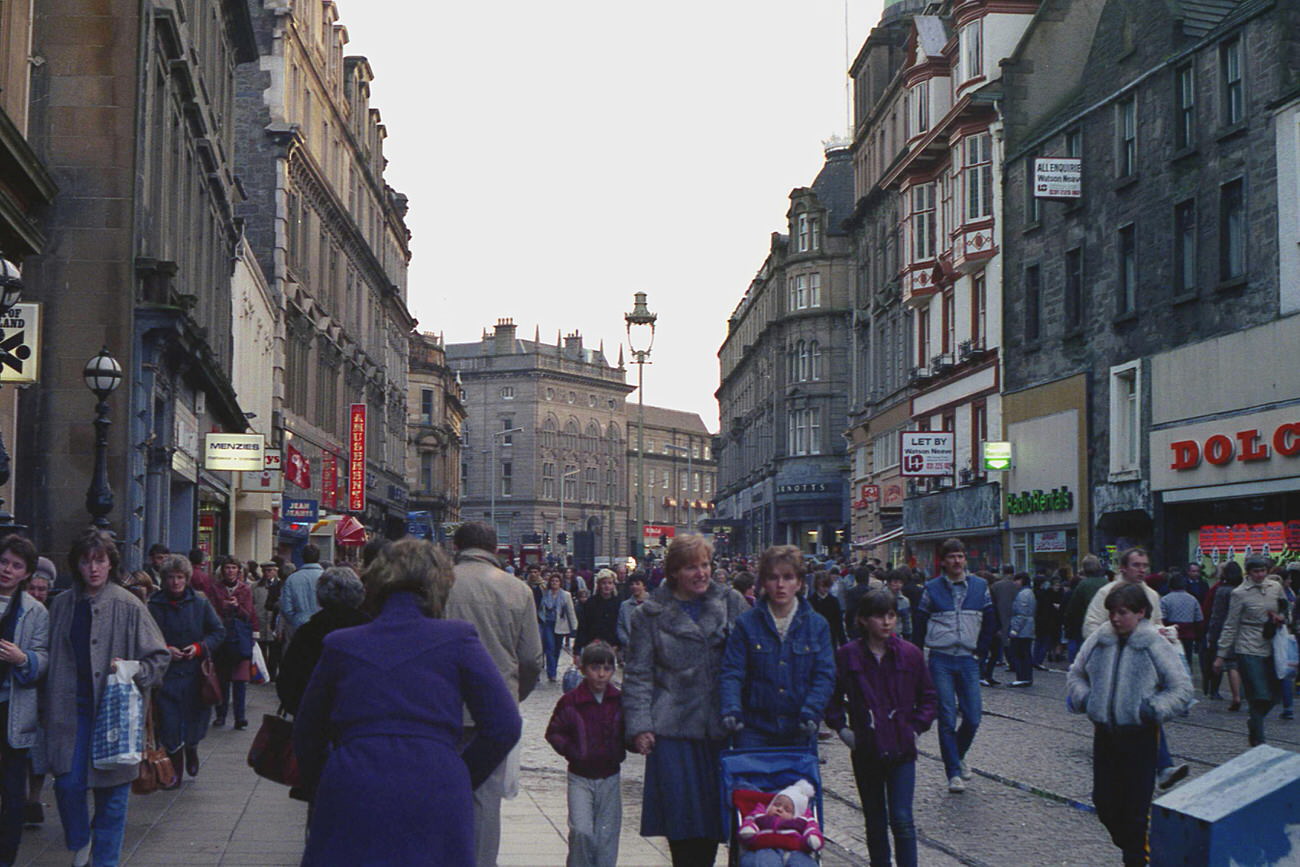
[349,404,366,513]
[285,442,311,489]
[1169,422,1300,470]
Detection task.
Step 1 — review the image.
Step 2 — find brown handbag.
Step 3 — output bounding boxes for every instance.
[133,701,176,795]
[200,656,222,706]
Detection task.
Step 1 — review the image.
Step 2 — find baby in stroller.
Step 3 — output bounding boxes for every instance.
[736,778,823,866]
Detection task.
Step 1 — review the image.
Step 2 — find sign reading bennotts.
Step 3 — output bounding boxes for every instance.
[900,431,956,477]
[1033,158,1082,199]
[203,433,265,472]
[349,404,366,512]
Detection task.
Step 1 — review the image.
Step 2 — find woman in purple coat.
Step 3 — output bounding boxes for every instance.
[293,539,522,866]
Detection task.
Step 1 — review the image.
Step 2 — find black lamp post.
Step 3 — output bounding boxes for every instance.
[0,259,25,533]
[83,347,123,530]
[624,291,656,561]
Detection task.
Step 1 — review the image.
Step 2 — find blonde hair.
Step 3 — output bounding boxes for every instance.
[663,534,713,588]
[363,538,454,617]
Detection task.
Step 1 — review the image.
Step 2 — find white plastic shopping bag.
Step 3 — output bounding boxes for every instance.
[250,641,268,685]
[1273,629,1299,682]
[92,660,145,770]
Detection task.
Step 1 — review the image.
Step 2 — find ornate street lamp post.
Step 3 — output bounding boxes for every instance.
[83,347,123,530]
[0,259,26,533]
[624,292,656,561]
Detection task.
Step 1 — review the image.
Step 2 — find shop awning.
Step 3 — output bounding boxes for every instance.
[857,527,905,548]
[335,515,367,547]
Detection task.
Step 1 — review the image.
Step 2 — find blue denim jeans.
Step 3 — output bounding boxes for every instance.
[852,751,917,867]
[53,712,131,867]
[540,623,559,679]
[928,652,981,780]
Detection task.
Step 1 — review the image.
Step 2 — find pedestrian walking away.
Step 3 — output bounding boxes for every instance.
[915,538,995,794]
[293,538,522,866]
[447,521,543,867]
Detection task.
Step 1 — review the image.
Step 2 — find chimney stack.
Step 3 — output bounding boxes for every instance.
[493,318,517,355]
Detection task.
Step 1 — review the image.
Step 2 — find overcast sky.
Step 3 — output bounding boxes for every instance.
[338,1,885,428]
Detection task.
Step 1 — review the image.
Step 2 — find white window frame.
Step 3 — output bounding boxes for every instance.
[960,20,983,83]
[499,386,515,400]
[911,183,936,262]
[873,429,900,472]
[963,134,992,222]
[911,82,929,135]
[1108,360,1142,480]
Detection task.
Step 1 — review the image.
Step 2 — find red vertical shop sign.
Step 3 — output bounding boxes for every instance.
[321,452,338,510]
[349,404,366,512]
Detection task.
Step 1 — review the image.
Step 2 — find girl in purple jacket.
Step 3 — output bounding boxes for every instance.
[826,589,938,867]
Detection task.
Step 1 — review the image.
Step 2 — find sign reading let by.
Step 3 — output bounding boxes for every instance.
[900,431,955,477]
[203,433,265,472]
[349,404,367,512]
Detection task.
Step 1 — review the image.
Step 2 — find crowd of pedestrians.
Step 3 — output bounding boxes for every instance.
[0,519,1290,867]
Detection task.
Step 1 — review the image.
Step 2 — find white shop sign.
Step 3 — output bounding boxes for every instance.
[900,431,955,477]
[203,433,265,472]
[1033,158,1082,199]
[1034,530,1068,553]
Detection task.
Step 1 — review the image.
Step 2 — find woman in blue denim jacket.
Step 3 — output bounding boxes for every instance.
[721,546,836,747]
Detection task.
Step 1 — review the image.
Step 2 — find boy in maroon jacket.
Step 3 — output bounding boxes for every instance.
[545,641,625,867]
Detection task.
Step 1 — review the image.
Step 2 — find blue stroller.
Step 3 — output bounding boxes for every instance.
[718,740,825,865]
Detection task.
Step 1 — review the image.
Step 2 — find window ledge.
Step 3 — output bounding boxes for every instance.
[1112,310,1138,326]
[1113,174,1140,192]
[1108,469,1141,483]
[1215,275,1247,293]
[1021,220,1042,236]
[1170,145,1199,162]
[1172,290,1199,305]
[1216,121,1248,143]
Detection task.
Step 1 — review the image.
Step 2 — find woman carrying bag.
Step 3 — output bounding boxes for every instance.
[539,574,577,683]
[146,555,224,786]
[209,556,258,730]
[43,529,169,867]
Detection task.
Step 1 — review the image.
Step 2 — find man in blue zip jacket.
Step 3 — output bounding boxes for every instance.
[915,538,995,794]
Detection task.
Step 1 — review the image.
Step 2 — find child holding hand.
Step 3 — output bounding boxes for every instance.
[545,641,625,867]
[736,779,822,866]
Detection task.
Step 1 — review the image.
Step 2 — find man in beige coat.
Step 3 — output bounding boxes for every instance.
[446,522,543,867]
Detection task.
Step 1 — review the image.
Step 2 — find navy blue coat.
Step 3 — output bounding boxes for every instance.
[146,588,224,751]
[719,599,836,741]
[294,592,522,866]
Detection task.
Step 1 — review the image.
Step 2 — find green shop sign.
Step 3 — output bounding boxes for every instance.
[1007,486,1074,516]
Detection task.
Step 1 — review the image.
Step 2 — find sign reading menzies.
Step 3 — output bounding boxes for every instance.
[203,434,265,472]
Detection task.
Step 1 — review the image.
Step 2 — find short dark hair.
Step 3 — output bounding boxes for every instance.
[1169,574,1187,591]
[579,641,616,668]
[1119,547,1148,568]
[68,529,120,584]
[1000,564,1015,575]
[1219,561,1243,586]
[188,548,206,565]
[0,534,37,576]
[628,574,646,587]
[214,554,241,572]
[885,566,909,585]
[940,538,965,557]
[1106,582,1152,618]
[453,521,496,553]
[148,543,170,556]
[301,543,321,564]
[361,538,390,570]
[855,588,899,621]
[1014,571,1031,585]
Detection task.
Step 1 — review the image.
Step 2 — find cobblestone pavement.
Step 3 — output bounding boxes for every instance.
[8,657,1295,865]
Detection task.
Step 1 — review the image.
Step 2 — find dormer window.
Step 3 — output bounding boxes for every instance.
[797,213,822,252]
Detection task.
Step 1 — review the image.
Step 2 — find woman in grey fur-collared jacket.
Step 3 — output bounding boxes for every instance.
[624,535,745,867]
[1066,582,1191,867]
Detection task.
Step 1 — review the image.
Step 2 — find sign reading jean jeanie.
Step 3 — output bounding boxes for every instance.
[900,431,956,477]
[349,404,366,512]
[1007,486,1074,516]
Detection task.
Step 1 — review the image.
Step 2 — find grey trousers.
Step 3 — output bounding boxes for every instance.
[566,771,621,867]
[472,757,508,867]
